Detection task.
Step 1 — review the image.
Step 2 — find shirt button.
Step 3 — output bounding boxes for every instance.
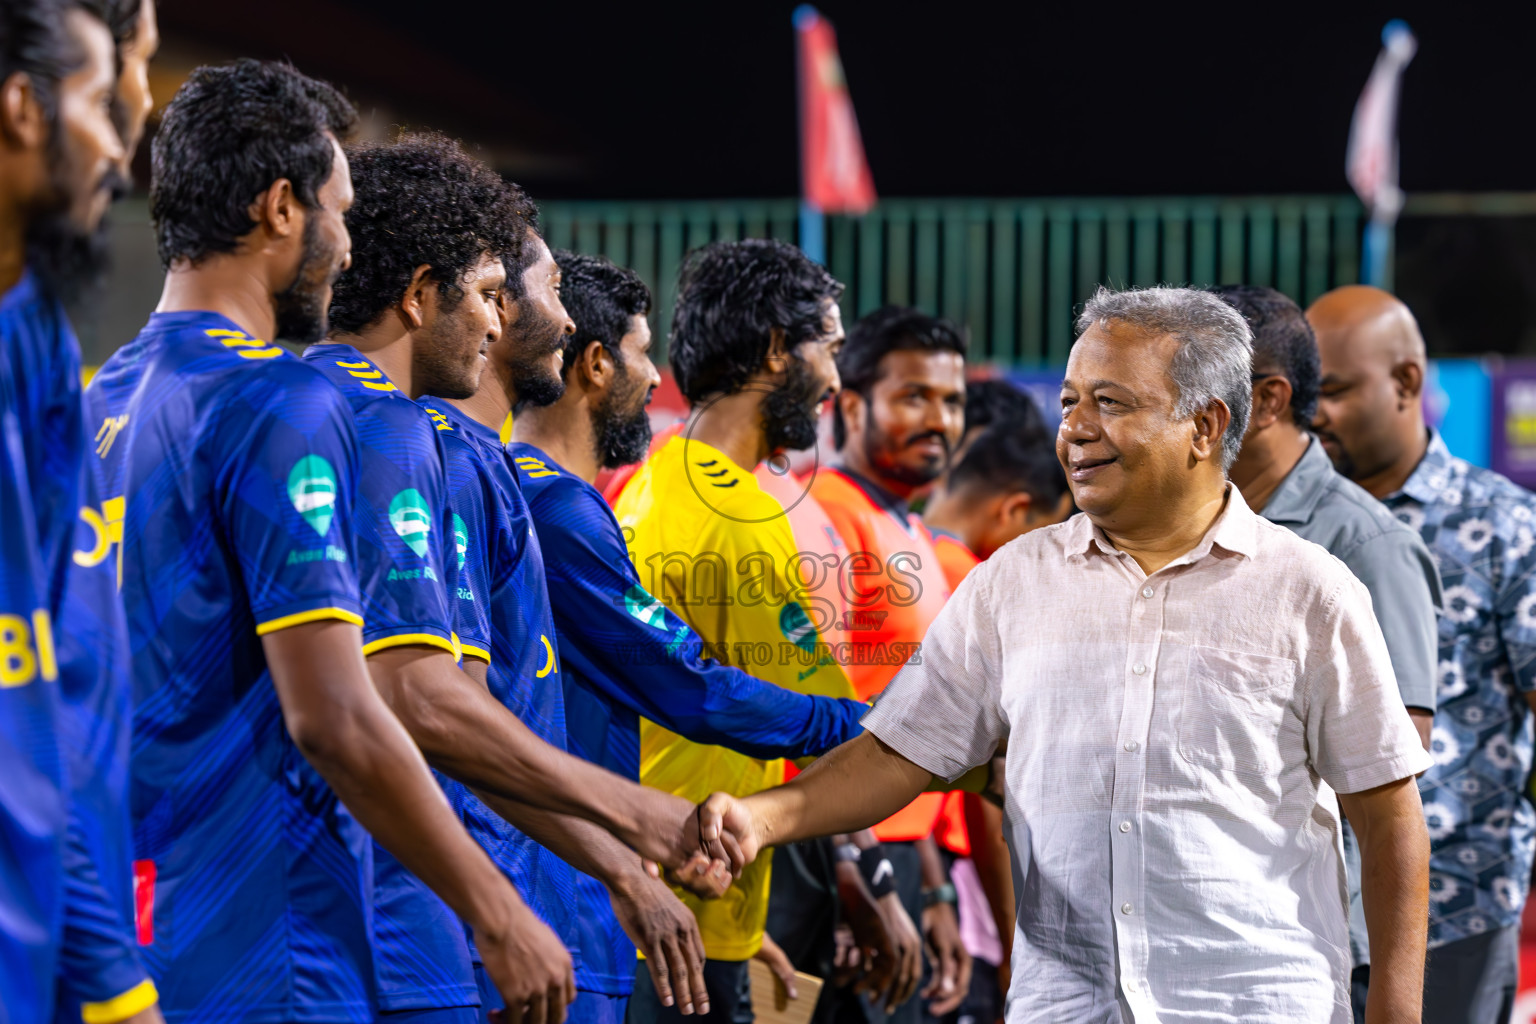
[1121,902,1134,915]
[1124,740,1140,752]
[1125,979,1138,992]
[1119,821,1132,833]
[1140,586,1154,599]
[1132,663,1147,675]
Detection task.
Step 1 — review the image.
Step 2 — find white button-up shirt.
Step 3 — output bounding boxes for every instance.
[862,486,1432,1024]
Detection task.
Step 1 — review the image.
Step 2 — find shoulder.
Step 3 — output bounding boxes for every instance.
[1313,473,1427,556]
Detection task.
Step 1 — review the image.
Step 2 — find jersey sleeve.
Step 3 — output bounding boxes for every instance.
[441,433,493,665]
[347,401,456,657]
[56,808,157,1022]
[535,477,865,757]
[215,365,364,634]
[55,458,153,1020]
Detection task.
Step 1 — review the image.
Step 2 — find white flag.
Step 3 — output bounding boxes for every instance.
[1346,20,1416,221]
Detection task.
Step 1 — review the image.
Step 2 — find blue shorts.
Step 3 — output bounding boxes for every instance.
[377,1007,480,1024]
[474,965,627,1024]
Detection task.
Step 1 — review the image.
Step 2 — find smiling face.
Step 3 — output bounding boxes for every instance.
[416,251,504,400]
[762,299,844,453]
[496,230,575,407]
[1058,321,1209,529]
[852,348,967,489]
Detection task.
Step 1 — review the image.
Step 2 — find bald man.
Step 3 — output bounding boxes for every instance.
[1311,285,1535,1024]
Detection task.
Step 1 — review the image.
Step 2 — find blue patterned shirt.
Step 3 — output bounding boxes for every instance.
[1385,430,1536,948]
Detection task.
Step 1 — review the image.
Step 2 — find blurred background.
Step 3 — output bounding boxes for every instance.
[82,0,1536,485]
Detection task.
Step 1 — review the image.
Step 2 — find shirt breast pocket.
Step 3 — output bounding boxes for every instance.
[1177,645,1298,778]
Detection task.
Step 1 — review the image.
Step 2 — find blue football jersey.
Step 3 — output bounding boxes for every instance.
[54,440,151,1020]
[96,311,374,1023]
[0,317,66,1024]
[2,268,152,1022]
[304,343,477,1012]
[510,442,868,994]
[416,402,583,985]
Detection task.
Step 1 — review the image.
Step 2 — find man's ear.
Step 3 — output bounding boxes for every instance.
[399,264,434,331]
[763,326,790,375]
[1249,376,1293,431]
[248,178,301,246]
[0,72,47,149]
[998,490,1033,528]
[579,340,611,389]
[1190,398,1232,465]
[1393,360,1425,404]
[836,387,865,436]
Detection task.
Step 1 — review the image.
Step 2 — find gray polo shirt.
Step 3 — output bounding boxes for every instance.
[1258,434,1442,968]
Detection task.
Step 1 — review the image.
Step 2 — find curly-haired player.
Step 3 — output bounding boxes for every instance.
[314,132,738,1024]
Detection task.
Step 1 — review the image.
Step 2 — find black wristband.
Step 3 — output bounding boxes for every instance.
[858,844,895,899]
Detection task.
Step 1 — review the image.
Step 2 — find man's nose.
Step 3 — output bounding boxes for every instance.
[1060,404,1098,442]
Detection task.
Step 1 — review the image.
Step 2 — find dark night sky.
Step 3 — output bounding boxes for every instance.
[326,0,1535,200]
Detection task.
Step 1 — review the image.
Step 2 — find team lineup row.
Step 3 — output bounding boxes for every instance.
[14,3,1523,1024]
[3,3,1048,1021]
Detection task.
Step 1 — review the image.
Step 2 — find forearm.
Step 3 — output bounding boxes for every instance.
[746,732,933,847]
[475,789,644,892]
[369,649,645,841]
[916,836,948,888]
[1343,778,1429,1024]
[295,687,519,937]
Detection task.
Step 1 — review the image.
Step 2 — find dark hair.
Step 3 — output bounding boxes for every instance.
[552,250,651,379]
[1209,284,1320,426]
[832,305,968,448]
[669,238,843,404]
[327,132,534,336]
[500,206,544,301]
[0,0,88,132]
[149,59,357,267]
[948,423,1067,509]
[965,378,1049,440]
[74,0,136,45]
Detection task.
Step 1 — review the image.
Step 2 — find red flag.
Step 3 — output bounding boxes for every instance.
[795,6,876,214]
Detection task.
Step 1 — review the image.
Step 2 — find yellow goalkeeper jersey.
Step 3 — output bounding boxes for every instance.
[614,435,855,960]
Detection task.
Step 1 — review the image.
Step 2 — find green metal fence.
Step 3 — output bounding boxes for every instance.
[542,195,1367,367]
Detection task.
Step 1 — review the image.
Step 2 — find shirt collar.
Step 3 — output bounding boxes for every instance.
[1394,429,1453,505]
[1257,436,1333,525]
[1066,483,1259,567]
[834,465,912,525]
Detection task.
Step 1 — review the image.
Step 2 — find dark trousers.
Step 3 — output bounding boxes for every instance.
[627,958,753,1024]
[1354,924,1520,1024]
[1423,924,1519,1024]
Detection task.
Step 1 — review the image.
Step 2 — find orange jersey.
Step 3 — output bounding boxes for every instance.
[931,529,981,592]
[808,467,953,842]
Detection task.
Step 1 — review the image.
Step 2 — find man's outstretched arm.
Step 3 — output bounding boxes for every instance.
[265,620,575,1024]
[368,645,732,874]
[1338,775,1429,1024]
[699,732,935,864]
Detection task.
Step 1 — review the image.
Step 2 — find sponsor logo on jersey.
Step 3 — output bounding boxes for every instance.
[779,601,818,652]
[623,584,669,631]
[389,488,432,556]
[288,456,338,536]
[452,513,469,570]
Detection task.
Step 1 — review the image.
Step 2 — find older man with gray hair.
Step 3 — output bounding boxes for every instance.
[691,285,1433,1023]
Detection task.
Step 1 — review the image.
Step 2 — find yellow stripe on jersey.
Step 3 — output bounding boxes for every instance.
[360,632,457,658]
[460,642,491,664]
[255,607,364,636]
[81,978,160,1024]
